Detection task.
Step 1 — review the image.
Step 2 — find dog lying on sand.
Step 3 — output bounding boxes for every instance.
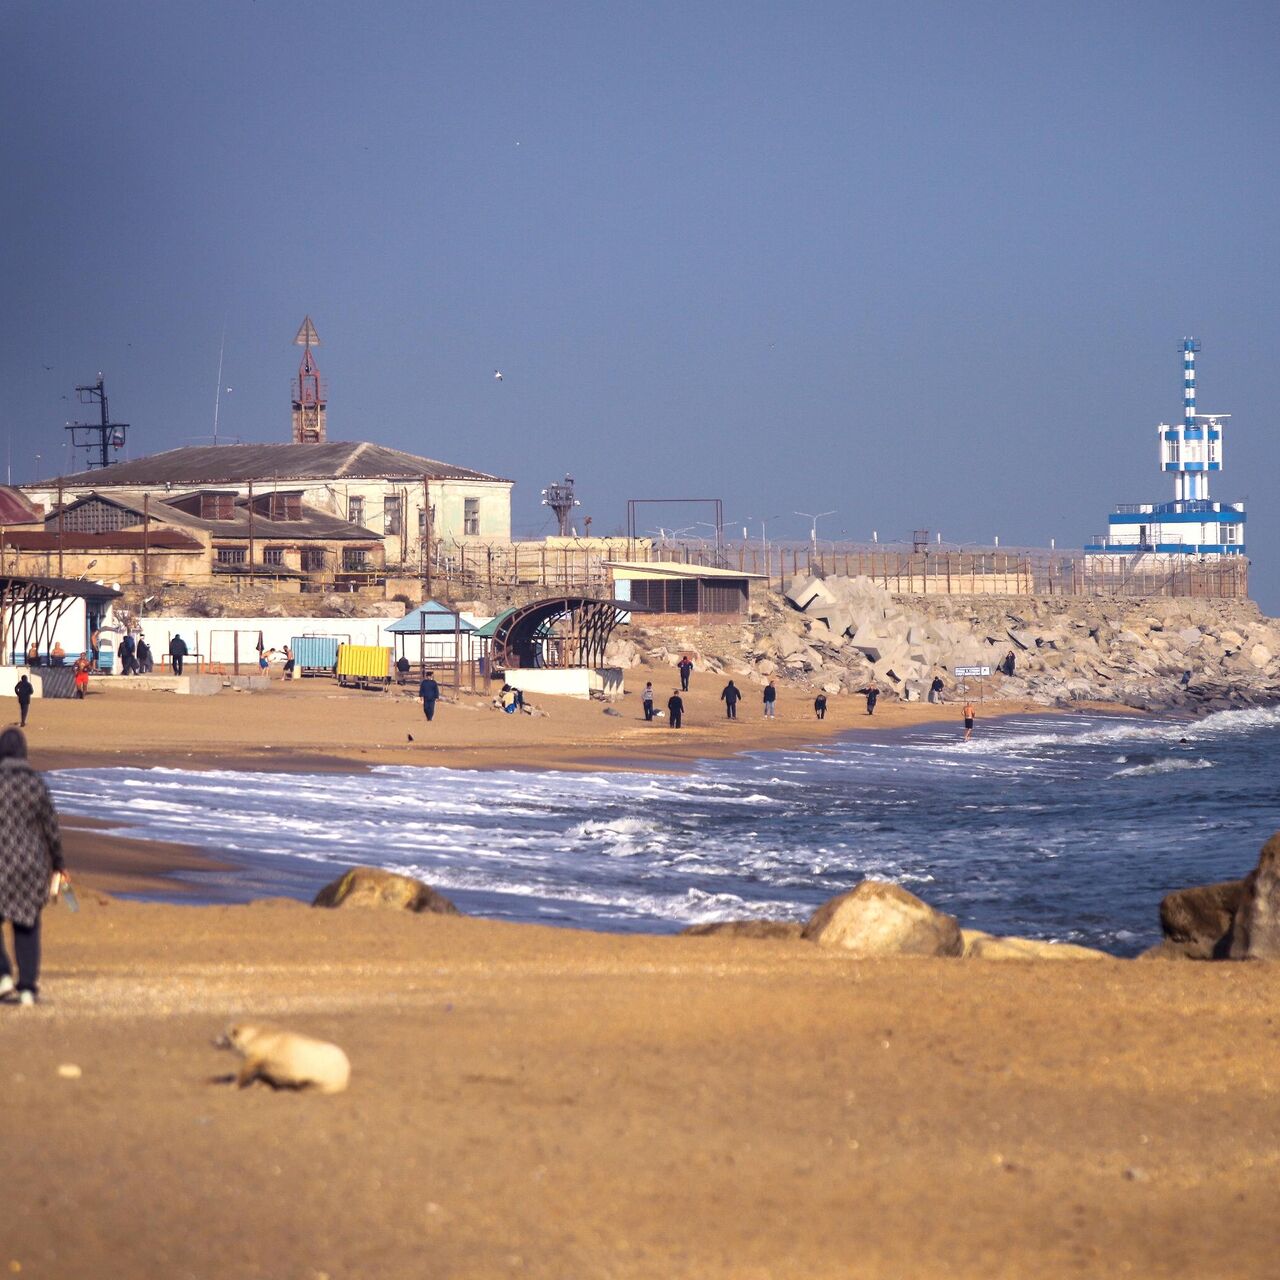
[213,1021,351,1094]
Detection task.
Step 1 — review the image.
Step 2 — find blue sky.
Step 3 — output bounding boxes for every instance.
[4,1,1278,605]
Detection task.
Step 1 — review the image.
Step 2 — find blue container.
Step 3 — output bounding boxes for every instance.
[290,635,342,674]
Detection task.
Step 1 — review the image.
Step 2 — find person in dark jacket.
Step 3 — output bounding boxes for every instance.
[395,655,411,685]
[929,675,945,704]
[118,633,136,675]
[814,692,827,720]
[168,634,188,675]
[667,690,684,728]
[419,671,441,721]
[14,675,33,728]
[720,680,741,719]
[862,683,879,715]
[762,680,777,719]
[677,655,693,691]
[1001,650,1016,677]
[0,728,64,1006]
[135,637,153,674]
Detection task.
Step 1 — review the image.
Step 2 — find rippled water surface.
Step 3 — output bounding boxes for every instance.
[49,706,1280,953]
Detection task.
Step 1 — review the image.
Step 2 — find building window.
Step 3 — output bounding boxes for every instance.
[348,496,365,526]
[384,495,402,535]
[266,494,302,520]
[263,547,285,566]
[216,547,246,565]
[418,506,435,536]
[343,548,369,571]
[464,497,480,536]
[200,493,236,520]
[1222,523,1240,544]
[301,549,326,572]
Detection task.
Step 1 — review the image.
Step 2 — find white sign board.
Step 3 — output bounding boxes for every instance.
[953,665,991,678]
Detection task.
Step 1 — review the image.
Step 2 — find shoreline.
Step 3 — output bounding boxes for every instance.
[51,699,1143,909]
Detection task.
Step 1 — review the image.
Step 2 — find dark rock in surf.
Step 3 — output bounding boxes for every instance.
[1228,833,1280,960]
[1158,880,1244,960]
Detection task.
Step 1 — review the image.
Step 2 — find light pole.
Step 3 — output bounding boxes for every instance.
[795,510,835,560]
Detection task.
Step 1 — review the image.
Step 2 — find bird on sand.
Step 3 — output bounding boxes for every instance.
[407,733,414,742]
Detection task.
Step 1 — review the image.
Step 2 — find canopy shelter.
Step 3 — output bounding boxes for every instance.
[486,597,636,672]
[0,575,120,665]
[384,599,478,691]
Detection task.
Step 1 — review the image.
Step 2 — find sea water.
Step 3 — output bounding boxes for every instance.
[48,706,1280,954]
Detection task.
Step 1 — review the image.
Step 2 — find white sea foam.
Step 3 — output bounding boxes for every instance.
[1112,758,1215,778]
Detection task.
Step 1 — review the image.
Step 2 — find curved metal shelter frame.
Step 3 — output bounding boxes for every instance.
[489,596,636,671]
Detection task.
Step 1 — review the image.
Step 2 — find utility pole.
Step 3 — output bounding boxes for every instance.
[65,375,128,469]
[422,475,433,597]
[795,510,835,560]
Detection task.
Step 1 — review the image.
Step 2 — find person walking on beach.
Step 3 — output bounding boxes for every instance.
[1000,650,1016,677]
[929,674,945,704]
[0,728,66,1007]
[14,675,33,728]
[642,681,655,721]
[13,675,33,727]
[862,682,879,716]
[73,655,90,699]
[763,680,777,719]
[282,646,296,678]
[963,699,976,741]
[814,692,827,720]
[168,634,188,676]
[135,637,152,674]
[667,689,684,728]
[419,670,441,722]
[720,680,741,720]
[117,633,136,676]
[678,654,693,691]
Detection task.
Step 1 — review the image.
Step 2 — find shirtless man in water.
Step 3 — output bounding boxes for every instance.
[963,700,976,741]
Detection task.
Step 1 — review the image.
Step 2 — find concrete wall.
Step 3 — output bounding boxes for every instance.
[503,666,624,700]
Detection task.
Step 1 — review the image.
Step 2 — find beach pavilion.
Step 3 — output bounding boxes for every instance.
[384,600,479,690]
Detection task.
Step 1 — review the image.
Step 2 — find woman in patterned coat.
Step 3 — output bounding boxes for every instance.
[0,728,64,1006]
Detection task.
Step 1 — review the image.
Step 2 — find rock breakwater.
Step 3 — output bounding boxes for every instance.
[609,576,1280,713]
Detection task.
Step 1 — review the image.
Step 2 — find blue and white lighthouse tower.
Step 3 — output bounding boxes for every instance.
[1086,339,1246,558]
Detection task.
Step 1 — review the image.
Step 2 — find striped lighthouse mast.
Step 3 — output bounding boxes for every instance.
[1178,337,1203,501]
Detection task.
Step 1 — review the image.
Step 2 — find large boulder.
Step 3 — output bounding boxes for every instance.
[802,882,963,957]
[681,920,805,940]
[1228,833,1280,960]
[312,867,461,915]
[1158,879,1244,959]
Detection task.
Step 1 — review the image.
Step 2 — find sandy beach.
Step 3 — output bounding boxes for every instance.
[6,674,1274,1280]
[6,894,1280,1279]
[15,664,1039,778]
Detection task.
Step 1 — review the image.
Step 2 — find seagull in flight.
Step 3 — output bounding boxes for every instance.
[493,369,504,381]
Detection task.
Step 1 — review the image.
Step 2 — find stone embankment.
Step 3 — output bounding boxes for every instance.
[609,575,1280,712]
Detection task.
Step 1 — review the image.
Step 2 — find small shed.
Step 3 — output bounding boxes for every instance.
[604,561,762,619]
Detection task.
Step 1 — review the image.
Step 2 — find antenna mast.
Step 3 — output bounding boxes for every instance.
[64,374,128,470]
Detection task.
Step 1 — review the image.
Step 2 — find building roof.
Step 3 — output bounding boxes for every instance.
[1,530,203,552]
[48,491,381,543]
[384,601,476,634]
[0,486,43,525]
[34,441,512,488]
[602,560,765,580]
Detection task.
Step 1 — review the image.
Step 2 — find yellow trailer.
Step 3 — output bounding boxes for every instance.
[335,643,393,688]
